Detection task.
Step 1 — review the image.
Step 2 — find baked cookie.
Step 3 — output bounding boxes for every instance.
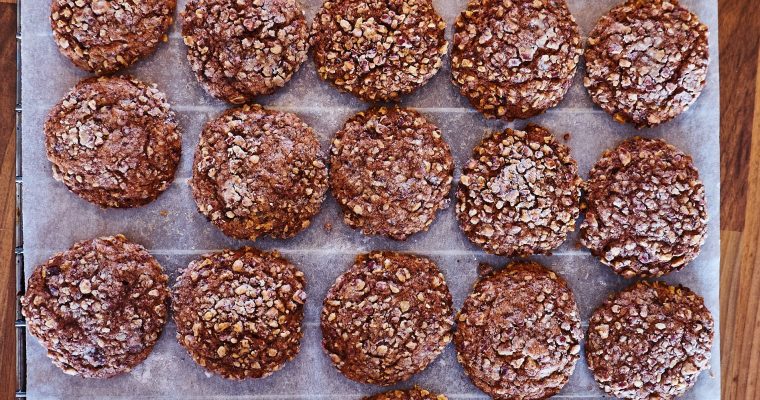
[190,104,328,241]
[311,0,448,101]
[451,0,582,120]
[454,261,582,400]
[172,247,306,379]
[586,281,714,399]
[456,125,581,256]
[580,137,707,278]
[181,0,309,103]
[365,387,447,400]
[21,235,169,378]
[584,0,709,127]
[45,76,181,208]
[330,108,454,240]
[51,0,175,74]
[321,252,453,385]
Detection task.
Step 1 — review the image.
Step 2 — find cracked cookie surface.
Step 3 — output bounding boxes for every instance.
[455,261,582,400]
[456,124,581,256]
[181,0,309,103]
[22,235,169,378]
[51,0,175,74]
[584,0,709,127]
[311,0,448,101]
[580,137,707,278]
[190,104,328,241]
[173,247,306,379]
[451,0,582,120]
[321,252,453,386]
[330,107,454,240]
[45,76,181,208]
[586,281,714,399]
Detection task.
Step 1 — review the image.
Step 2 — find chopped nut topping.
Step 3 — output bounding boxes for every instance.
[322,252,453,385]
[455,261,581,399]
[580,137,707,278]
[172,247,306,380]
[311,0,447,101]
[584,0,709,127]
[586,281,714,399]
[21,235,169,378]
[456,125,581,256]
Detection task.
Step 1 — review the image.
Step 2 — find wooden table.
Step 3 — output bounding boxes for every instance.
[1,1,759,399]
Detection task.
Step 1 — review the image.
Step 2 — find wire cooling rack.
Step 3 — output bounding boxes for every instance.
[15,0,27,397]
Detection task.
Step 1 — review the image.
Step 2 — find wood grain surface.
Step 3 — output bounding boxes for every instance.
[1,1,760,399]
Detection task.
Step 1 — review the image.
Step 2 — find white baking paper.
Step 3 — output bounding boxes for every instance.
[21,0,721,398]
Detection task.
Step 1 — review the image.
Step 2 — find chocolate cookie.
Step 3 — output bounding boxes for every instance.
[330,108,454,240]
[456,125,581,256]
[311,0,448,101]
[45,76,181,208]
[451,0,582,120]
[580,137,707,278]
[51,0,175,74]
[454,261,582,400]
[584,0,709,127]
[172,247,307,379]
[181,0,309,103]
[586,281,714,399]
[190,104,328,241]
[365,387,447,400]
[21,235,169,378]
[321,252,453,385]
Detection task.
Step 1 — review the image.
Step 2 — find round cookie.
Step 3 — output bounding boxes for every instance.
[456,124,581,256]
[321,252,453,386]
[365,387,447,400]
[21,235,169,378]
[584,0,709,128]
[190,104,328,241]
[580,137,707,278]
[586,281,714,399]
[51,0,175,74]
[172,247,307,379]
[311,0,448,101]
[181,0,309,103]
[330,108,454,240]
[45,76,181,208]
[454,261,582,400]
[451,0,582,120]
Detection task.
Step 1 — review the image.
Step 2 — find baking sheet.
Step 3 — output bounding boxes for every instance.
[20,0,721,398]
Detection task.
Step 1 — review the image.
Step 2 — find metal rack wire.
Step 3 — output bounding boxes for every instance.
[15,0,27,397]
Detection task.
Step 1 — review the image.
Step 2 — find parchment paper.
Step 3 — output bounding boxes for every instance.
[20,0,721,398]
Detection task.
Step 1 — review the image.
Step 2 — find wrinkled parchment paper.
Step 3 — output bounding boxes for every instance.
[21,0,720,398]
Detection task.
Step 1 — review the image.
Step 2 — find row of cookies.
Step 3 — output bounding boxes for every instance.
[22,235,714,399]
[45,75,708,279]
[50,0,709,127]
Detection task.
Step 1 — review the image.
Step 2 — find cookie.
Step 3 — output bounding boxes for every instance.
[586,281,714,399]
[172,247,307,379]
[21,235,169,378]
[584,0,709,127]
[321,252,453,385]
[451,0,582,120]
[190,104,328,241]
[580,137,707,278]
[330,108,454,240]
[45,76,181,208]
[311,0,448,101]
[456,124,581,256]
[365,387,447,400]
[454,261,582,400]
[181,0,309,103]
[51,0,175,74]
